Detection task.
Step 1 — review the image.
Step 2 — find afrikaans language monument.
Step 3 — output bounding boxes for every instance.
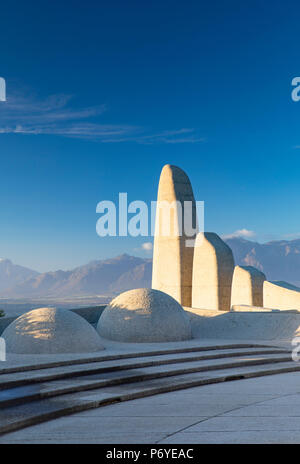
[3,163,300,353]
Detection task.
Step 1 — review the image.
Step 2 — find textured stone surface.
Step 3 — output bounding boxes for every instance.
[186,306,300,340]
[2,307,104,354]
[97,288,192,342]
[152,164,197,307]
[264,281,300,310]
[231,265,266,308]
[192,232,235,311]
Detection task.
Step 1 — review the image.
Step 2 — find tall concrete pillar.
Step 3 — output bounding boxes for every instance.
[192,232,235,311]
[231,265,266,308]
[152,164,197,307]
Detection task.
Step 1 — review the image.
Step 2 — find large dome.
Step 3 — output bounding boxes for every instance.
[2,307,104,354]
[97,288,192,343]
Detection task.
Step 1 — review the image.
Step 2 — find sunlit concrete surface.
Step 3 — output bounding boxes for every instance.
[97,288,192,342]
[231,266,266,308]
[264,281,300,311]
[186,308,300,342]
[1,372,300,443]
[152,164,197,307]
[192,233,234,311]
[2,307,104,354]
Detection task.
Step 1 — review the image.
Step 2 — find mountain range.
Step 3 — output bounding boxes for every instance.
[225,237,300,286]
[0,254,152,298]
[1,237,300,298]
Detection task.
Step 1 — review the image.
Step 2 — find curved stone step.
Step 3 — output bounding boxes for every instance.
[0,347,289,390]
[0,343,278,375]
[0,352,292,408]
[0,359,299,436]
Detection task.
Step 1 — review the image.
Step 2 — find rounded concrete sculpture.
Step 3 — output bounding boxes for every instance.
[2,307,104,354]
[192,232,235,311]
[152,164,198,307]
[231,265,266,308]
[97,288,192,343]
[264,281,300,311]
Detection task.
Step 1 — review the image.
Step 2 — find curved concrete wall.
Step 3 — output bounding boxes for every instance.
[152,164,197,307]
[185,306,300,341]
[192,232,235,311]
[231,265,266,308]
[264,281,300,310]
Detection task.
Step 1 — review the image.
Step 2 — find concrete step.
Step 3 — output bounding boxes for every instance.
[0,347,289,390]
[0,359,299,436]
[0,343,279,375]
[0,352,292,407]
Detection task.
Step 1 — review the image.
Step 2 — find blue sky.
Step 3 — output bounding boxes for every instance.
[1,0,300,271]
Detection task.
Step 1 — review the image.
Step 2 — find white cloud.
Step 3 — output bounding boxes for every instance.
[1,93,106,122]
[133,241,153,254]
[0,90,204,144]
[141,242,153,251]
[129,129,205,145]
[222,229,256,240]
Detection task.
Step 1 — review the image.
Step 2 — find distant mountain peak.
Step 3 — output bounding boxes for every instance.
[115,253,135,259]
[0,259,39,292]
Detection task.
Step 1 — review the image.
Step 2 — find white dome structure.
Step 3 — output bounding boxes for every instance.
[2,307,104,354]
[97,288,192,343]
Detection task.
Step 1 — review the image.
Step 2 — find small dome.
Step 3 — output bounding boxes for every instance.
[2,307,104,354]
[97,288,192,343]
